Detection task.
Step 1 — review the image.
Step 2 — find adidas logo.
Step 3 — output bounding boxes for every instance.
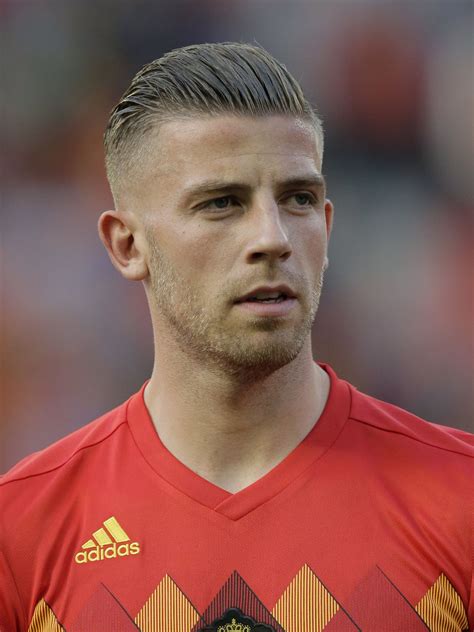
[74,516,140,564]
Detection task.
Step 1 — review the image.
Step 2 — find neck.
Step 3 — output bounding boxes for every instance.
[144,338,329,493]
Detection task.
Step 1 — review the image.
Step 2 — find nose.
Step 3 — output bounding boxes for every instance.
[244,200,292,264]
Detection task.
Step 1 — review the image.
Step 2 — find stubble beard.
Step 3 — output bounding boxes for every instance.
[147,238,324,381]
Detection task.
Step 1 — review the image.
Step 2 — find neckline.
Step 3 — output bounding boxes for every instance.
[127,363,350,521]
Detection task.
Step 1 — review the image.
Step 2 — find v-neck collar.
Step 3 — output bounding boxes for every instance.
[127,363,350,521]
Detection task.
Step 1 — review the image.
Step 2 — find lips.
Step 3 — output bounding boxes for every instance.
[235,285,296,303]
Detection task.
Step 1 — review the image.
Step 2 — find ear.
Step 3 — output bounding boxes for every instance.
[323,198,334,270]
[98,210,148,281]
[324,198,334,238]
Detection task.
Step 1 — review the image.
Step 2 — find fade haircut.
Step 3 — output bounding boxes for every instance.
[104,42,324,203]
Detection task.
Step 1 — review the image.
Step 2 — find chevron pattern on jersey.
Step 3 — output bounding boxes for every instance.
[337,566,429,631]
[322,608,361,631]
[69,583,139,632]
[27,599,64,632]
[135,574,201,632]
[26,565,471,631]
[272,564,339,632]
[194,571,284,632]
[415,573,469,632]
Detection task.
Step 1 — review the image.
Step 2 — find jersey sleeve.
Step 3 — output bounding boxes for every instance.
[470,496,474,631]
[0,539,26,631]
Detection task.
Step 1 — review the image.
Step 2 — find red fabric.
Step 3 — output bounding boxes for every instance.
[0,364,472,631]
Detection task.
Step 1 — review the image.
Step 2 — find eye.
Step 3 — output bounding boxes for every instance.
[201,195,237,211]
[289,192,317,206]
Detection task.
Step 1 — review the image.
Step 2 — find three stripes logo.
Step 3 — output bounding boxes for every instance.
[74,516,140,564]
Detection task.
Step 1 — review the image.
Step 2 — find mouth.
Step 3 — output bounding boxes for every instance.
[240,293,288,304]
[235,285,296,304]
[234,287,297,317]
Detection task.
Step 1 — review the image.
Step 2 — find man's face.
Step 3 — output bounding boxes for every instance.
[137,115,332,378]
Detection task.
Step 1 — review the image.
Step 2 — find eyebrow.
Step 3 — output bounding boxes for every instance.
[181,173,326,203]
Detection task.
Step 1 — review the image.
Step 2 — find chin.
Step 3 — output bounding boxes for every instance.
[214,336,305,379]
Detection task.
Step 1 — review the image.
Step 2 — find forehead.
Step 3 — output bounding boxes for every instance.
[144,115,323,184]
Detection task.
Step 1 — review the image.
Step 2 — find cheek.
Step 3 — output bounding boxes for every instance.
[186,229,227,272]
[163,222,229,288]
[296,219,328,262]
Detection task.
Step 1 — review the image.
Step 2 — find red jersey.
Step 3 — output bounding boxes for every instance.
[1,364,472,631]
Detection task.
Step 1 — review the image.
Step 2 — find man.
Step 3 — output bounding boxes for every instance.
[0,42,472,632]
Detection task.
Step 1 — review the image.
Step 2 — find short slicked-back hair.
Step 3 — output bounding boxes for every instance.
[104,42,324,202]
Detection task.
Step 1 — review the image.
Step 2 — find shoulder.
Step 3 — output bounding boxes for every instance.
[347,382,474,461]
[0,395,133,491]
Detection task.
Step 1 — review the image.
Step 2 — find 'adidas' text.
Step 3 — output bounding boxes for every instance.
[75,541,140,564]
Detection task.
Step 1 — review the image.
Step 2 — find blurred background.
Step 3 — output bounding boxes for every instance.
[1,0,473,472]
